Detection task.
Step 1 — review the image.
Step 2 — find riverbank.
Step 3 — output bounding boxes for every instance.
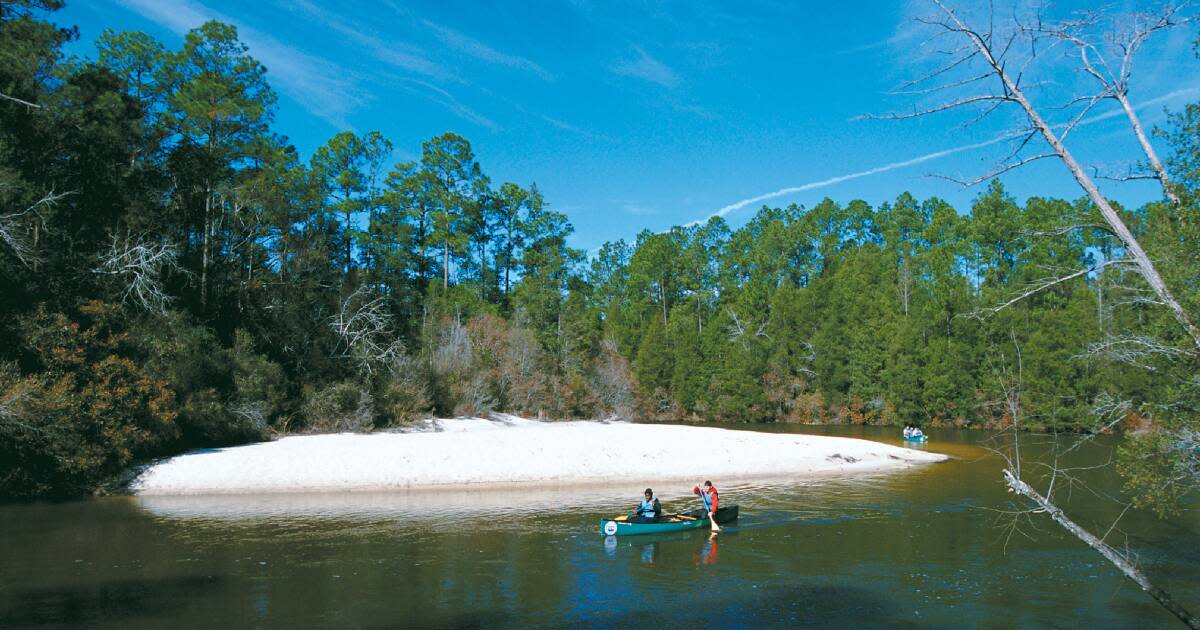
[131,416,949,495]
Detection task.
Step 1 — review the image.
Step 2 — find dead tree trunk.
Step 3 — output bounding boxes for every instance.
[933,0,1200,352]
[1039,8,1186,207]
[894,4,1200,625]
[202,184,211,309]
[1004,470,1199,628]
[1117,91,1181,206]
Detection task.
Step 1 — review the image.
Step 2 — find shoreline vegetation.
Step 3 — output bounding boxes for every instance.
[2,2,1197,512]
[131,416,948,496]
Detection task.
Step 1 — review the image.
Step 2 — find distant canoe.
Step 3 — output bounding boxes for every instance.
[599,505,739,536]
[903,434,928,443]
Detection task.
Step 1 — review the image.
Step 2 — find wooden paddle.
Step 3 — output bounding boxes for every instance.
[699,485,721,532]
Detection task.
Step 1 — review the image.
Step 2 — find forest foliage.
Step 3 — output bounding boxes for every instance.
[1,1,1198,503]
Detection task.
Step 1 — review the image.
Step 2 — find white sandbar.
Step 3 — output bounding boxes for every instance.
[131,416,948,495]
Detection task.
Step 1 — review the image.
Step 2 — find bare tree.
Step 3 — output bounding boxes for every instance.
[884,2,1200,624]
[898,255,913,316]
[0,189,71,268]
[725,307,769,347]
[1031,6,1191,206]
[432,316,473,376]
[591,337,635,420]
[329,286,405,375]
[885,0,1200,351]
[93,234,182,314]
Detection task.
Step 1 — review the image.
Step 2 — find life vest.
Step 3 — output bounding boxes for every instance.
[639,497,656,517]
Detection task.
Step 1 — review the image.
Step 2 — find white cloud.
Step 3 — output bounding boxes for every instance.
[117,0,365,129]
[613,46,679,88]
[286,0,453,82]
[621,202,657,216]
[1073,86,1200,128]
[423,20,553,81]
[396,78,500,132]
[117,0,204,33]
[540,114,585,133]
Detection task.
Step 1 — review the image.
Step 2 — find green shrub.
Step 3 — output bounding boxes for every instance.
[0,303,177,500]
[301,381,372,432]
[230,329,289,428]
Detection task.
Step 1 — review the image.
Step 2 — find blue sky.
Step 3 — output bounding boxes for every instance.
[55,1,1200,252]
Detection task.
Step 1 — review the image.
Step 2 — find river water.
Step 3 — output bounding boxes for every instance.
[1,425,1197,628]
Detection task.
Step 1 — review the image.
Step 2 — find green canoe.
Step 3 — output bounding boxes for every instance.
[599,505,739,536]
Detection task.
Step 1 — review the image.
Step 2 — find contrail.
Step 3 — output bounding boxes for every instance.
[687,86,1200,228]
[684,134,1012,227]
[584,87,1199,255]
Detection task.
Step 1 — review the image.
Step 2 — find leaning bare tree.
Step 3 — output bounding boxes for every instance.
[884,0,1200,350]
[879,1,1199,625]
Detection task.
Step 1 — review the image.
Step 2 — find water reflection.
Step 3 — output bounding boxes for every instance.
[695,533,718,566]
[601,531,720,567]
[641,542,658,564]
[4,426,1197,629]
[136,483,666,524]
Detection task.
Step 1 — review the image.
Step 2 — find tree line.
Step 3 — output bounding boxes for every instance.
[1,2,1197,506]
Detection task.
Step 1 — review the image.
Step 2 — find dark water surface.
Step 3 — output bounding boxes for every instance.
[1,425,1198,628]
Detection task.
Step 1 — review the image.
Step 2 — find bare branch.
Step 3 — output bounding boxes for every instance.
[898,41,980,87]
[1058,91,1109,142]
[888,71,994,96]
[1094,171,1157,183]
[726,307,747,341]
[0,91,41,110]
[1023,223,1117,239]
[1081,335,1191,371]
[93,234,182,314]
[330,286,406,375]
[866,94,1014,120]
[0,190,74,267]
[961,95,1010,127]
[970,258,1134,318]
[1004,470,1200,627]
[932,152,1056,187]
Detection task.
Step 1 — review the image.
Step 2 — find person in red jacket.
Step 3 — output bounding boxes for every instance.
[693,480,720,532]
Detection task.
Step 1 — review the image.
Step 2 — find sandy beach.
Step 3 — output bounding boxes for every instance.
[131,416,948,495]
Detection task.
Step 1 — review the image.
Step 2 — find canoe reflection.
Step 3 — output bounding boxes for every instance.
[601,530,718,566]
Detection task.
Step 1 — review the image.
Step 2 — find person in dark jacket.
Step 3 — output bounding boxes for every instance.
[633,488,662,523]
